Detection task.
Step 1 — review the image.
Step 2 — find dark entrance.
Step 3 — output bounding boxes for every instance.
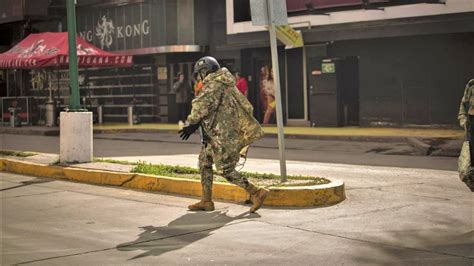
[286,48,306,121]
[167,62,194,123]
[307,54,359,127]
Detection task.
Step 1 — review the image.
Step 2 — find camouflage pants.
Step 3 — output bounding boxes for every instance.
[458,141,474,192]
[198,145,257,196]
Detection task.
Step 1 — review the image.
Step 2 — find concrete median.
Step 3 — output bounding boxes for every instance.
[0,157,345,207]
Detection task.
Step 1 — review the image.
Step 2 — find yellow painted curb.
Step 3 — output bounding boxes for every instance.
[0,158,345,207]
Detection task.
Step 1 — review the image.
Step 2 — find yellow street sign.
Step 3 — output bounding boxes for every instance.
[275,25,304,48]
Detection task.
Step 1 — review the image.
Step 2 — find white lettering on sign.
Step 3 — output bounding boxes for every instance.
[86,31,93,42]
[125,25,132,37]
[79,31,94,42]
[117,26,124,38]
[133,24,140,36]
[79,15,151,49]
[142,20,150,34]
[118,20,150,39]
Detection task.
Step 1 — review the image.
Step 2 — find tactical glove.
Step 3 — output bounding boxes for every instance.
[179,122,200,140]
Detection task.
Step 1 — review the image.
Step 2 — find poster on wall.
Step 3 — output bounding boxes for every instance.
[157,67,167,80]
[257,64,276,124]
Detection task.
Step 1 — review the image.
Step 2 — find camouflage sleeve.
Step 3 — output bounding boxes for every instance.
[186,82,221,125]
[458,82,472,119]
[231,86,254,116]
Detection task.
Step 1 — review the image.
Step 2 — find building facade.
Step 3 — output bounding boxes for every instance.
[1,0,210,124]
[211,0,474,127]
[1,0,473,127]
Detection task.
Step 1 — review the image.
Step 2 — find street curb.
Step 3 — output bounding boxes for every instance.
[0,127,59,136]
[3,127,459,143]
[0,158,346,207]
[406,137,433,155]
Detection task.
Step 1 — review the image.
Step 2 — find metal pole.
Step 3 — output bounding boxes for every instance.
[266,0,287,182]
[66,0,81,111]
[6,69,9,96]
[97,105,103,124]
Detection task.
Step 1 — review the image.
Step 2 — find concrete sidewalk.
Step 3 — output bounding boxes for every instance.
[1,154,472,265]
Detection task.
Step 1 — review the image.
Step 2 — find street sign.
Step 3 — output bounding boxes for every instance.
[275,25,304,49]
[250,0,288,26]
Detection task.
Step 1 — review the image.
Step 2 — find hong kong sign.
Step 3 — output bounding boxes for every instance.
[77,3,163,52]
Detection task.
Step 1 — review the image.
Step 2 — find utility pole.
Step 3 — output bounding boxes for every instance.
[266,0,287,182]
[66,0,81,111]
[61,0,93,164]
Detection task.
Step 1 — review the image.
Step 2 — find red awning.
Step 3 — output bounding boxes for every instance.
[0,32,133,69]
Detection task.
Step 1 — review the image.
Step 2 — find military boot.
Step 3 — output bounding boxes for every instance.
[188,188,215,211]
[188,200,215,211]
[249,186,269,213]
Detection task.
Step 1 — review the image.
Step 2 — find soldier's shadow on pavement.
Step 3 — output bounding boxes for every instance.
[116,210,259,260]
[0,177,53,192]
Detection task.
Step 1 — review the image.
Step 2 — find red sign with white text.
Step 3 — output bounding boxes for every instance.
[0,32,133,69]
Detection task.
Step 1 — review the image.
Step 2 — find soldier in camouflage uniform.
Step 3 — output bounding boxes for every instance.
[457,79,474,191]
[179,56,269,212]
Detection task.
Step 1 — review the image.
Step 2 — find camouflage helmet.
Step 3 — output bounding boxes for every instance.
[193,56,220,80]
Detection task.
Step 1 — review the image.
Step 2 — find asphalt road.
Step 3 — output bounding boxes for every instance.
[0,133,458,170]
[1,172,472,265]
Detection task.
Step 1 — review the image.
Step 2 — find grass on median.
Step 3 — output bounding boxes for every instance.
[131,161,330,187]
[93,158,136,165]
[0,150,37,157]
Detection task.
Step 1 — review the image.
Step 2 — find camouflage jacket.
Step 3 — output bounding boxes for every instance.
[186,68,264,169]
[458,79,474,119]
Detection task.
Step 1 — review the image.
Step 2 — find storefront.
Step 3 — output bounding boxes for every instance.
[216,0,474,127]
[1,0,210,125]
[0,32,133,126]
[74,0,208,123]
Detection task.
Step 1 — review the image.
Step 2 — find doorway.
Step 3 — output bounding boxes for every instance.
[307,55,360,127]
[285,48,307,124]
[168,62,194,123]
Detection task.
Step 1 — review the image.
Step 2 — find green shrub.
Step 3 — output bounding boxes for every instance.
[131,161,330,187]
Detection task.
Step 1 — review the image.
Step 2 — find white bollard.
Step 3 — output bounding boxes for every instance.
[60,112,93,163]
[97,105,103,125]
[128,106,133,126]
[45,101,56,127]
